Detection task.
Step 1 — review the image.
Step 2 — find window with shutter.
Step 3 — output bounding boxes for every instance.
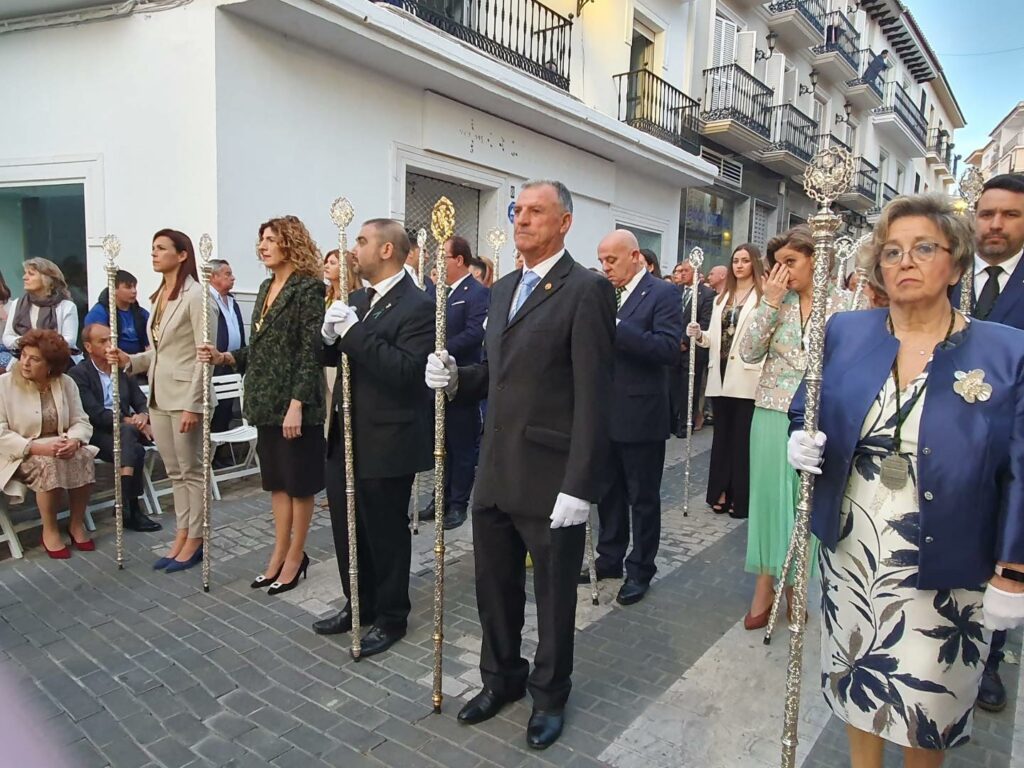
[712,16,737,68]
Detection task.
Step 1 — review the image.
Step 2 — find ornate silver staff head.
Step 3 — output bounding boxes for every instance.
[803,146,855,211]
[329,197,355,230]
[198,233,214,283]
[486,227,507,253]
[958,166,985,213]
[687,246,704,273]
[101,234,121,267]
[416,228,427,251]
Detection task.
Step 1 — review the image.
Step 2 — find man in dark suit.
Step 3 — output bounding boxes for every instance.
[586,230,681,605]
[208,260,246,438]
[69,324,161,532]
[668,260,714,436]
[966,173,1024,712]
[418,236,489,529]
[313,219,434,659]
[426,180,614,749]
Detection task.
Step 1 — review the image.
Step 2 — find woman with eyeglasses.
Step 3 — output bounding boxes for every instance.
[788,194,1024,766]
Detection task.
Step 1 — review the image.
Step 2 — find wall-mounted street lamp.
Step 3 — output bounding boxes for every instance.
[755,31,778,62]
[834,101,853,124]
[799,69,819,96]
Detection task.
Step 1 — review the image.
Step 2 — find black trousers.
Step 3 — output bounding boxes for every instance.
[986,629,1007,673]
[91,424,147,499]
[211,397,237,435]
[444,403,480,512]
[472,506,586,710]
[325,444,414,633]
[596,440,666,584]
[706,397,755,517]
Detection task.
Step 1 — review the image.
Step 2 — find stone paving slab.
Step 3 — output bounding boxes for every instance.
[0,432,1018,768]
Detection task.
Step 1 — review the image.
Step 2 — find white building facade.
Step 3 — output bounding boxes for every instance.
[969,101,1024,178]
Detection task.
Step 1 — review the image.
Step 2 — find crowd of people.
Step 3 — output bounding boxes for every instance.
[0,174,1023,764]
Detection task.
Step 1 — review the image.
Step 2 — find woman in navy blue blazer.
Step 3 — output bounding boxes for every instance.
[789,194,1024,766]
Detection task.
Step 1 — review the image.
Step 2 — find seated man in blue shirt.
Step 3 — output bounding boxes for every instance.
[82,270,150,356]
[69,324,161,532]
[208,259,246,442]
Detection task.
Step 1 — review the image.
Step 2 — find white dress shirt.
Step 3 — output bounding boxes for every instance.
[209,286,243,352]
[447,273,472,296]
[617,267,645,308]
[974,249,1023,298]
[508,249,565,316]
[366,268,408,311]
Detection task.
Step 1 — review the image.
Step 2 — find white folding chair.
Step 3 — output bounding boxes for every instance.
[209,373,260,499]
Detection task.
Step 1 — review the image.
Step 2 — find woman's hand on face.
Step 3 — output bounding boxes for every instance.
[762,263,790,306]
[282,401,303,440]
[180,411,199,434]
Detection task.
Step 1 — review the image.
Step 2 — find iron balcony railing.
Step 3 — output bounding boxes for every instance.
[815,132,851,154]
[813,11,860,72]
[927,127,954,167]
[399,0,572,90]
[767,104,818,162]
[766,0,828,35]
[701,64,774,139]
[877,82,927,146]
[846,48,884,99]
[853,157,879,201]
[615,68,700,154]
[881,182,899,206]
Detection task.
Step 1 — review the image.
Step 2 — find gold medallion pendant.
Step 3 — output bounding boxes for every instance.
[879,453,909,491]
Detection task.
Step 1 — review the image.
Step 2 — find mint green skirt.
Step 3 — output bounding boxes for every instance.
[745,407,818,581]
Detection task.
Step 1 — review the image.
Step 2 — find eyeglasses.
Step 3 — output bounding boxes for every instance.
[879,242,951,268]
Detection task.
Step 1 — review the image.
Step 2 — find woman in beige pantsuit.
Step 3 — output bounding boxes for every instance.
[110,229,214,573]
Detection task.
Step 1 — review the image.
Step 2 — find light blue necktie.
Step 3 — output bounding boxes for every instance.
[509,270,541,320]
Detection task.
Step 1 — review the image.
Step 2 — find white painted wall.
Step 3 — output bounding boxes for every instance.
[0,3,219,302]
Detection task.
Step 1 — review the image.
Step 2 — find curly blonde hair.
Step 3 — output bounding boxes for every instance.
[258,216,322,279]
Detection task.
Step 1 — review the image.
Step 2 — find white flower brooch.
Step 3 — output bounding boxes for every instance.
[953,369,992,404]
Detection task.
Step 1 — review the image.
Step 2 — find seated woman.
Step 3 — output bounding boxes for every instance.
[0,329,98,558]
[789,194,1024,766]
[2,258,80,361]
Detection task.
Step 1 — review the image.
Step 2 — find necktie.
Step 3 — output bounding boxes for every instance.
[616,286,626,308]
[509,270,541,319]
[359,287,377,320]
[975,265,1003,320]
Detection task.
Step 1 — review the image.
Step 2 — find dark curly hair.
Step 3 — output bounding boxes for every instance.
[19,329,70,378]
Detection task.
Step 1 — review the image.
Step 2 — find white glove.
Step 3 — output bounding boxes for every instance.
[983,583,1024,630]
[322,301,352,343]
[425,351,458,395]
[686,322,703,341]
[332,305,359,339]
[550,493,590,529]
[787,430,826,475]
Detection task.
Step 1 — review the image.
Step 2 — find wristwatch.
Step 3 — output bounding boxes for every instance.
[995,564,1024,584]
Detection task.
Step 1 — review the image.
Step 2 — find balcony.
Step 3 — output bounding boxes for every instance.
[872,82,927,156]
[811,11,860,84]
[700,64,774,154]
[926,128,954,174]
[761,104,818,177]
[765,0,828,50]
[836,157,878,212]
[814,132,851,154]
[615,69,700,155]
[397,0,572,91]
[868,182,899,220]
[845,48,884,112]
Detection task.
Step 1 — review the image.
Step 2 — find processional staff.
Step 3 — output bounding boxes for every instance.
[430,196,455,713]
[764,147,855,768]
[329,198,362,660]
[101,235,126,570]
[957,166,986,316]
[198,234,215,592]
[848,234,873,311]
[486,226,507,282]
[682,247,704,519]
[412,228,427,537]
[833,236,853,291]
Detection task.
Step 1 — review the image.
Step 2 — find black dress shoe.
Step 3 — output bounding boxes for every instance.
[124,510,162,532]
[526,709,564,750]
[578,567,621,585]
[977,667,1006,712]
[616,578,649,606]
[457,687,525,725]
[312,605,375,635]
[418,499,436,521]
[357,625,405,658]
[443,507,467,530]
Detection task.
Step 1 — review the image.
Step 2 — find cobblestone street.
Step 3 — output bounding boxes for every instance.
[0,432,1019,768]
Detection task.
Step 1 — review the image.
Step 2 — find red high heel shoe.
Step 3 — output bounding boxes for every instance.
[68,531,95,552]
[42,541,71,559]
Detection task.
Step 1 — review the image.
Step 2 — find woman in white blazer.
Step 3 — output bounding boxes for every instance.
[110,229,215,574]
[687,244,765,519]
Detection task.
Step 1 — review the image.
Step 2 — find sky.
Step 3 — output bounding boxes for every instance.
[908,0,1023,157]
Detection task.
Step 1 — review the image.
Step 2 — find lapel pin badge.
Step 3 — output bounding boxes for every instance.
[953,369,992,404]
[544,283,552,291]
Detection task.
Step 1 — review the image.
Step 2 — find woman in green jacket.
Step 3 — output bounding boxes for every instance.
[199,215,325,594]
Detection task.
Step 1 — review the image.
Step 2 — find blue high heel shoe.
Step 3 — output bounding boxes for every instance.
[152,556,173,570]
[164,546,203,573]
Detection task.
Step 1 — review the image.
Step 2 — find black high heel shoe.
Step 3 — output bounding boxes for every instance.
[267,553,310,596]
[251,564,283,589]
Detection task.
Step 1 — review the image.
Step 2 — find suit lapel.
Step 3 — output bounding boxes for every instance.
[618,271,651,321]
[251,273,301,341]
[990,256,1024,325]
[505,253,574,332]
[365,272,415,324]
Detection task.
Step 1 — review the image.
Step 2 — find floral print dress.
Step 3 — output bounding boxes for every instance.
[820,369,990,750]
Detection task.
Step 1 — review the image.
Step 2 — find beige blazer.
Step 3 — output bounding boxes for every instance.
[0,369,98,502]
[697,289,764,400]
[129,276,216,413]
